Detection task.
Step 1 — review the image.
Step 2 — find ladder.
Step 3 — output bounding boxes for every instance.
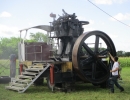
[5,63,50,93]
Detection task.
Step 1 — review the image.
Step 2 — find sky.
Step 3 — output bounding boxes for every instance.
[0,0,130,52]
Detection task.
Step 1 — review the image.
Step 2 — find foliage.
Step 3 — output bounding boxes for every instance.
[117,50,130,57]
[0,37,20,59]
[0,32,48,59]
[30,32,48,42]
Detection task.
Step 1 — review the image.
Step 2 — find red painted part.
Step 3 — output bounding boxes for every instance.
[50,65,54,85]
[19,64,23,75]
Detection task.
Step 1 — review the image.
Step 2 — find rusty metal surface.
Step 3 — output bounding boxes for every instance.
[72,33,87,69]
[72,33,88,81]
[72,31,116,83]
[25,42,51,61]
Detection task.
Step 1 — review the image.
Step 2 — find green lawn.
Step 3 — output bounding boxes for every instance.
[0,67,130,100]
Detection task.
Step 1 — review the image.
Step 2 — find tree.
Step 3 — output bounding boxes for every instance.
[0,37,20,59]
[30,32,48,42]
[125,52,130,57]
[117,51,125,57]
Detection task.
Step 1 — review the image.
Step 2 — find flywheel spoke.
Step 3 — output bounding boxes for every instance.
[80,56,94,66]
[92,62,97,79]
[83,43,94,56]
[97,60,108,71]
[99,49,109,55]
[94,35,99,53]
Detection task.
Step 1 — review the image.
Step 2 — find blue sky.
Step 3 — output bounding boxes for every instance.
[0,0,130,52]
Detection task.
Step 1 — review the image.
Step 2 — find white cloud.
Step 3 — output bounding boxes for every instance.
[77,16,95,32]
[110,13,130,21]
[109,34,118,39]
[83,25,95,32]
[0,11,11,17]
[77,16,95,25]
[0,24,19,38]
[28,22,33,26]
[89,20,95,25]
[93,0,127,5]
[77,16,87,21]
[116,40,130,52]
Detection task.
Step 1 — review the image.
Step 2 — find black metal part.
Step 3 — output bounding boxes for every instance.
[50,10,116,86]
[51,9,89,59]
[72,31,116,84]
[0,76,11,84]
[47,71,74,90]
[54,72,73,83]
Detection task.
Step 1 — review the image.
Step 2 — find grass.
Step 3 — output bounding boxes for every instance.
[0,58,130,100]
[118,57,130,67]
[0,67,130,100]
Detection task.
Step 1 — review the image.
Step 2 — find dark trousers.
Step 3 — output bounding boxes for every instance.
[110,75,124,92]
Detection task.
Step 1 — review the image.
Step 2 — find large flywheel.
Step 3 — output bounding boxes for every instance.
[72,31,116,84]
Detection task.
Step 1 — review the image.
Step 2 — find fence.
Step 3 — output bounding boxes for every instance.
[0,59,19,77]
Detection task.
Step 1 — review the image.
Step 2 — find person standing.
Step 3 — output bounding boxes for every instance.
[108,52,124,93]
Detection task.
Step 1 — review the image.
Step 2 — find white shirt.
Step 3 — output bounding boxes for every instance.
[112,62,119,76]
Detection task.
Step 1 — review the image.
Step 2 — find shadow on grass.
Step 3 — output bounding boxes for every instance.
[25,83,51,93]
[74,83,104,91]
[25,82,105,93]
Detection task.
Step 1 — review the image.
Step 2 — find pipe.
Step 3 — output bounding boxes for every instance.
[50,64,54,85]
[19,64,23,75]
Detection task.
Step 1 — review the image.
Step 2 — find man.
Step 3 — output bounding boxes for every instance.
[108,52,124,93]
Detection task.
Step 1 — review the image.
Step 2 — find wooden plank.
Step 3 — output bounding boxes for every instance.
[25,68,43,71]
[22,72,38,76]
[5,86,24,91]
[10,83,27,87]
[15,79,32,83]
[18,75,35,79]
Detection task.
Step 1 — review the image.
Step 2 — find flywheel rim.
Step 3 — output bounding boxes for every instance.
[72,31,116,84]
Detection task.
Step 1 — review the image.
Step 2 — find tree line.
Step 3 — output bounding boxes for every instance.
[0,32,48,59]
[117,51,130,57]
[0,32,129,59]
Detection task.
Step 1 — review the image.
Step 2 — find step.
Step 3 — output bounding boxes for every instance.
[25,68,43,72]
[5,86,24,91]
[22,72,38,76]
[10,82,27,87]
[15,79,32,84]
[29,66,44,68]
[6,63,51,93]
[18,75,35,79]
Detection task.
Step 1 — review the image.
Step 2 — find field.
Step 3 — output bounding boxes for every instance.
[0,58,130,100]
[118,57,130,67]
